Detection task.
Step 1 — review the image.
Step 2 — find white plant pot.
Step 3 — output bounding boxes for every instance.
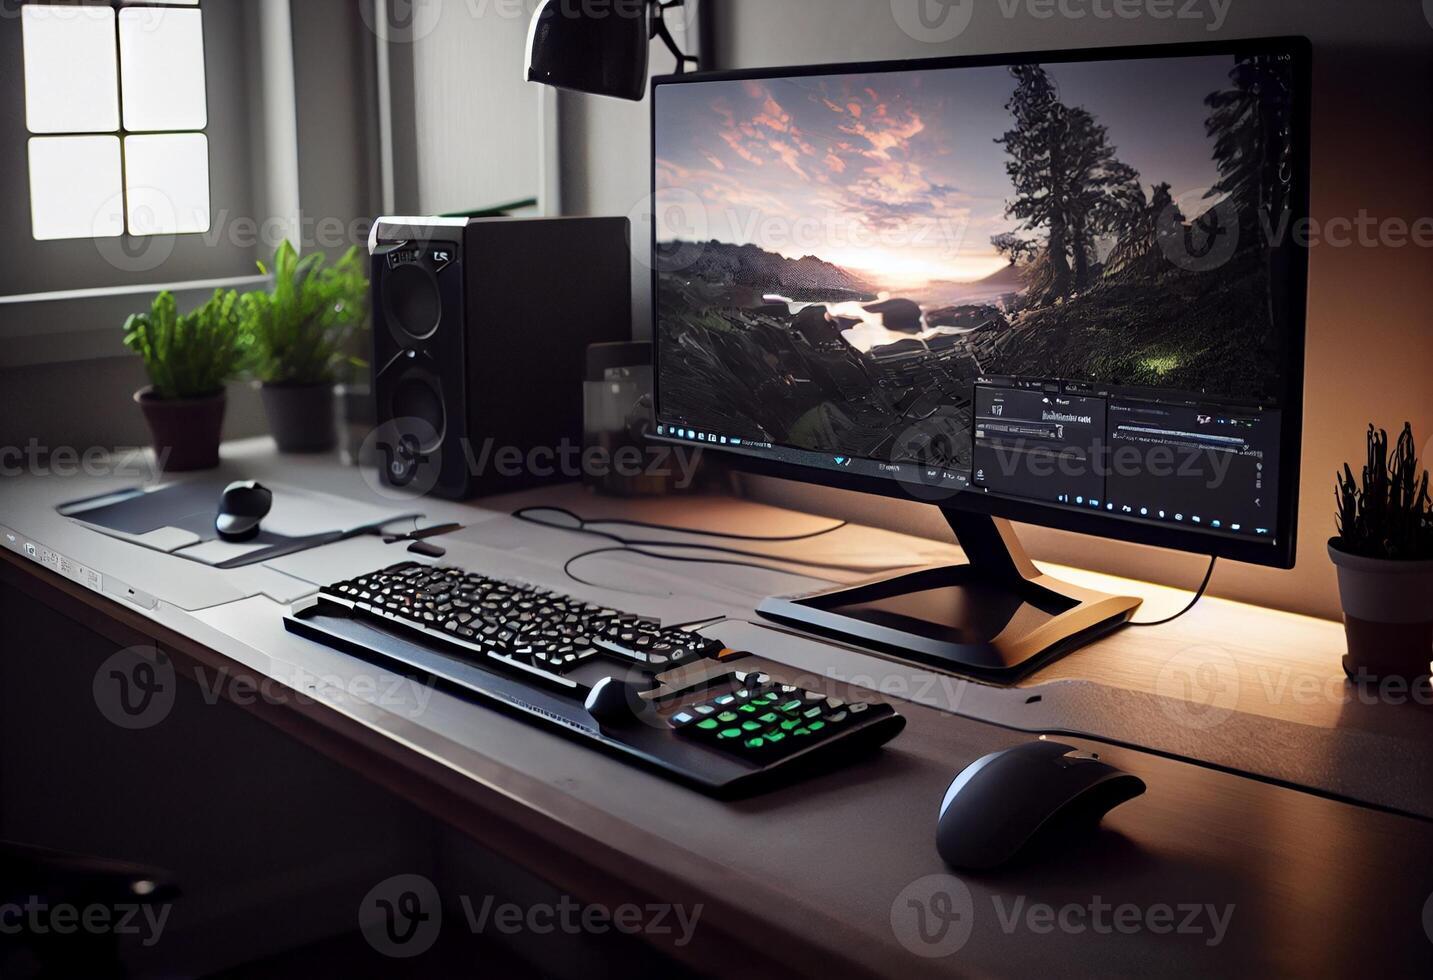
[1328,540,1433,682]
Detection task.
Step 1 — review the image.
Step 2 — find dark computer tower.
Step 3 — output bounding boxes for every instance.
[370,216,632,499]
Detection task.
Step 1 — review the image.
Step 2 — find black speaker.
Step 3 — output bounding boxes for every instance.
[370,216,632,499]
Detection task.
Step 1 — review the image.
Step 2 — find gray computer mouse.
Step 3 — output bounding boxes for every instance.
[215,481,273,543]
[937,740,1146,871]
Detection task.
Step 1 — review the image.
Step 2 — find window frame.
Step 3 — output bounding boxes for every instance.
[22,1,213,243]
[0,0,299,369]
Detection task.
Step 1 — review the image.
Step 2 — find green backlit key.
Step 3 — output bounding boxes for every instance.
[671,680,900,764]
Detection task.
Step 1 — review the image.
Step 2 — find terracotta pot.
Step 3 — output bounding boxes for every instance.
[259,382,337,454]
[1328,540,1433,683]
[134,388,226,473]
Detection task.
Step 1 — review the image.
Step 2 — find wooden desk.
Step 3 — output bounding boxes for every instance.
[2,448,1430,977]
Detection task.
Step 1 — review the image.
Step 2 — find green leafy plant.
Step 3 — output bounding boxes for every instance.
[1335,423,1433,561]
[123,290,247,400]
[242,241,370,386]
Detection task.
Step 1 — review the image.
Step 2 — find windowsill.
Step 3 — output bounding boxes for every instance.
[0,274,271,369]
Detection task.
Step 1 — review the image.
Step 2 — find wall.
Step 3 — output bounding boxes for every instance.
[559,7,695,337]
[410,0,542,214]
[561,0,1433,621]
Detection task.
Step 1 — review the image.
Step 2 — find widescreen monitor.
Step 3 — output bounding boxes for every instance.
[650,38,1311,677]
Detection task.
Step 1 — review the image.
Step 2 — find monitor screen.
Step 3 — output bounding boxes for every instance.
[652,40,1308,566]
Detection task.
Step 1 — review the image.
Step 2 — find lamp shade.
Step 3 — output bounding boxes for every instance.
[525,0,651,101]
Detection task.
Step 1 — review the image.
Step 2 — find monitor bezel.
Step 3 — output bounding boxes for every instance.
[650,36,1311,570]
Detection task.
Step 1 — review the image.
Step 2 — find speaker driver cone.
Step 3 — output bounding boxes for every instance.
[383,261,442,342]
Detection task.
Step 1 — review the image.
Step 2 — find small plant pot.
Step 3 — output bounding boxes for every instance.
[1328,540,1433,684]
[260,382,338,454]
[134,387,226,473]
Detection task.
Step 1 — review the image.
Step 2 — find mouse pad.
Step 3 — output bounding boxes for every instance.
[58,480,420,569]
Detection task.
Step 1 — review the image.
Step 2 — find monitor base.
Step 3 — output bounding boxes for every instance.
[757,510,1143,685]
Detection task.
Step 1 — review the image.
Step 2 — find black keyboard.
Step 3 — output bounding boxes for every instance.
[285,562,905,796]
[320,562,726,684]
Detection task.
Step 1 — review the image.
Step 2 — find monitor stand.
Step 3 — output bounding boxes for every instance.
[756,510,1143,684]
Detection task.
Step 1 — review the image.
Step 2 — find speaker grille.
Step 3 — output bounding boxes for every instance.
[384,262,441,341]
[390,374,447,453]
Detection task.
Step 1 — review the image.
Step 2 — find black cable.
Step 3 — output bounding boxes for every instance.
[514,506,915,595]
[513,506,849,542]
[562,545,831,593]
[514,507,886,572]
[1127,556,1218,628]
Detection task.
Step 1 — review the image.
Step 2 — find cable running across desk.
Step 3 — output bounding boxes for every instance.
[512,506,916,593]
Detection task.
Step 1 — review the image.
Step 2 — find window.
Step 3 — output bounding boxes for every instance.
[21,0,211,242]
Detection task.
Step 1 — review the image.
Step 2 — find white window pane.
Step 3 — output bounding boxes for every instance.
[119,8,208,132]
[29,137,126,241]
[22,6,121,134]
[124,134,212,236]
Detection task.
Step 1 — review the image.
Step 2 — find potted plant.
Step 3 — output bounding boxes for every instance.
[124,290,247,473]
[1330,423,1433,683]
[242,241,369,454]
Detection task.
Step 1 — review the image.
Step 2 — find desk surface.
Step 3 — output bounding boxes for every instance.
[2,440,1431,977]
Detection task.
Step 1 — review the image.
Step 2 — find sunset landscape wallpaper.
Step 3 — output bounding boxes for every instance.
[654,54,1295,466]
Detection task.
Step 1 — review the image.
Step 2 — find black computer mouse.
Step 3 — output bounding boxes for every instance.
[215,481,274,543]
[584,676,655,729]
[937,740,1146,871]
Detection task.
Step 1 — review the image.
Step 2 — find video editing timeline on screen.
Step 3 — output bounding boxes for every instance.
[659,374,1279,542]
[971,380,1281,538]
